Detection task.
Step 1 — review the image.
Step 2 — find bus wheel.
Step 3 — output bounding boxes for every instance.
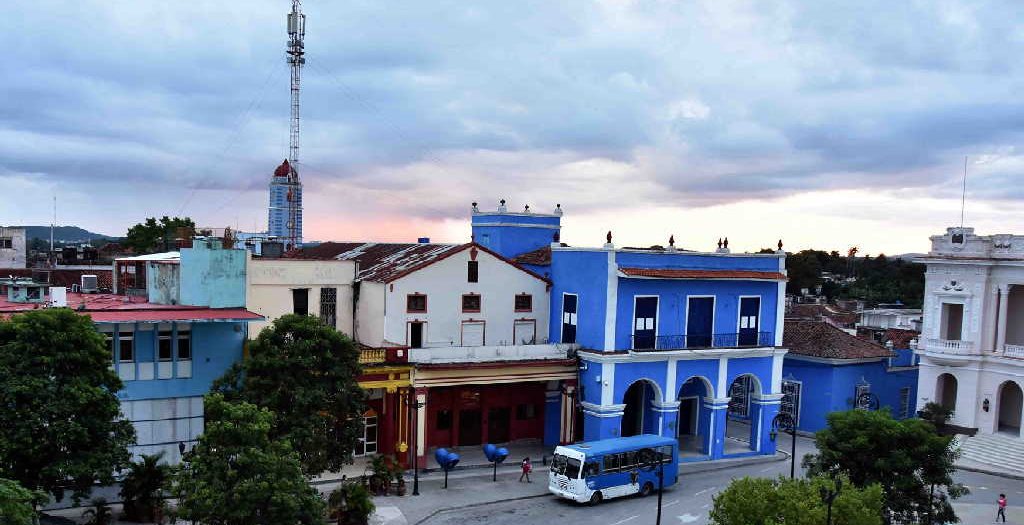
[589,492,603,506]
[639,482,653,497]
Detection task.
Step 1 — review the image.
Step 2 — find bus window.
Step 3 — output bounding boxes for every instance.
[582,462,600,478]
[604,454,619,472]
[565,457,582,479]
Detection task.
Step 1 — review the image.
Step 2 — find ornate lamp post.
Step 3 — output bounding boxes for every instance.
[405,389,425,496]
[639,448,667,525]
[770,412,798,479]
[856,392,880,411]
[819,477,842,525]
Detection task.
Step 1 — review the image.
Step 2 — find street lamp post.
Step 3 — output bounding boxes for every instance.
[856,392,880,411]
[405,390,425,496]
[639,448,667,525]
[819,477,842,525]
[770,412,798,479]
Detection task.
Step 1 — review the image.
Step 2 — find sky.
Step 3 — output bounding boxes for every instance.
[3,0,1024,255]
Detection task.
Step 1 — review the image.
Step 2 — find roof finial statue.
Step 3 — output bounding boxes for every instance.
[607,231,613,244]
[554,203,563,216]
[471,201,479,213]
[669,235,675,247]
[497,199,507,213]
[724,237,729,249]
[524,204,530,212]
[717,238,723,249]
[778,239,784,251]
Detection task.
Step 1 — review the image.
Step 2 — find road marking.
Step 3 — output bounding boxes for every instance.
[677,514,700,523]
[759,467,774,473]
[694,486,716,496]
[610,515,638,525]
[664,499,680,508]
[980,486,989,490]
[702,504,709,509]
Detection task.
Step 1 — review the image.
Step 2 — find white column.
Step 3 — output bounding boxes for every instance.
[604,249,618,352]
[997,285,1011,353]
[415,390,427,457]
[986,287,1001,352]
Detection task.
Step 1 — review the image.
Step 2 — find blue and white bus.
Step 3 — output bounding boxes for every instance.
[548,435,679,504]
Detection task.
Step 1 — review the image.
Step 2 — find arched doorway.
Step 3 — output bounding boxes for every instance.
[621,380,660,438]
[935,373,958,413]
[677,376,713,457]
[726,374,763,454]
[998,381,1023,436]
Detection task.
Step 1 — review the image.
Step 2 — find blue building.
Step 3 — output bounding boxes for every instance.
[781,320,919,432]
[472,199,563,278]
[268,159,303,248]
[0,239,262,463]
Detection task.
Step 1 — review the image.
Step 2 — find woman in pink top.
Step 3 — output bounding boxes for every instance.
[998,493,1007,523]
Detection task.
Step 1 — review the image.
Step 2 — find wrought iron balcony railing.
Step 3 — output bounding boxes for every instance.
[631,331,775,351]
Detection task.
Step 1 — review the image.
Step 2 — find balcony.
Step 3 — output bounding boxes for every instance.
[406,343,574,364]
[358,347,408,365]
[631,332,775,352]
[1004,344,1024,359]
[922,338,976,355]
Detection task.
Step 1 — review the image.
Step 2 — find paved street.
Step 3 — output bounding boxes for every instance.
[402,434,1024,525]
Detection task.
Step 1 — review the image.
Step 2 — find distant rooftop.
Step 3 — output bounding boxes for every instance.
[0,291,262,323]
[784,320,894,360]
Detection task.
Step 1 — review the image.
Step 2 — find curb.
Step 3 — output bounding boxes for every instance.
[955,463,1024,481]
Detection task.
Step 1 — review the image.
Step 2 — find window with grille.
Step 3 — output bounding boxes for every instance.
[320,287,337,328]
[854,383,872,409]
[899,387,911,419]
[515,294,533,312]
[462,294,481,313]
[0,238,11,249]
[467,260,479,283]
[407,294,427,313]
[728,376,752,417]
[781,380,801,423]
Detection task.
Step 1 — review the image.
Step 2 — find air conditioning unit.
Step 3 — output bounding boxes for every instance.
[81,275,99,293]
[49,287,67,307]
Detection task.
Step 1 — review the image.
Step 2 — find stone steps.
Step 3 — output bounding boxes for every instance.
[955,432,1024,475]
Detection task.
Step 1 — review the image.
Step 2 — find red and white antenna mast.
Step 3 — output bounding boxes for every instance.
[285,0,305,249]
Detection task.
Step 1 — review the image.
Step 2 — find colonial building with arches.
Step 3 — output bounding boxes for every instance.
[549,235,789,460]
[916,227,1024,437]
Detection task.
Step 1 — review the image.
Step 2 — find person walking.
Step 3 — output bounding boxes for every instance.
[998,493,1007,523]
[519,457,532,483]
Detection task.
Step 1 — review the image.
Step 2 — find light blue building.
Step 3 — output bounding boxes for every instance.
[268,159,303,248]
[472,200,789,460]
[781,320,919,432]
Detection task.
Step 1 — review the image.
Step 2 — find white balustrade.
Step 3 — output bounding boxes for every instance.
[1004,344,1024,359]
[924,338,976,355]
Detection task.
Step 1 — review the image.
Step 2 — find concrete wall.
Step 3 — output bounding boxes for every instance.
[179,239,247,308]
[0,227,27,269]
[380,246,550,347]
[356,281,387,346]
[246,258,356,337]
[146,262,180,305]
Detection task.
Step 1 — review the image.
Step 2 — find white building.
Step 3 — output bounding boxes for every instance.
[916,227,1024,437]
[245,257,356,337]
[0,227,27,269]
[859,309,923,331]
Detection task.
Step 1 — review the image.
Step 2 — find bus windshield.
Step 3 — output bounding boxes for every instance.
[552,454,582,479]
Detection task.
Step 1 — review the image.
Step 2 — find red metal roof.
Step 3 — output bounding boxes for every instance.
[619,268,787,281]
[0,292,262,323]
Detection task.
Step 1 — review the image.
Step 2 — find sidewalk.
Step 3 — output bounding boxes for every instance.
[953,502,1019,524]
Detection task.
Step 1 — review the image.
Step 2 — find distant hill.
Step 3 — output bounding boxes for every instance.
[14,225,115,242]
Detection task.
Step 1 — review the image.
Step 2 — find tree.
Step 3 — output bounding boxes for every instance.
[120,452,170,522]
[0,309,136,504]
[170,394,325,525]
[0,478,43,525]
[709,475,883,525]
[123,216,195,254]
[803,409,966,523]
[213,314,366,475]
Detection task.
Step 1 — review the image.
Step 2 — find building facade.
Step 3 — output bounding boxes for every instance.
[553,236,788,461]
[782,319,919,433]
[0,227,27,269]
[268,159,303,248]
[916,227,1024,437]
[245,257,356,336]
[0,238,262,463]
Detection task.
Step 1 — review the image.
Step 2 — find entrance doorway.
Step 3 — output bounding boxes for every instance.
[677,376,712,456]
[459,409,482,445]
[409,322,424,348]
[621,380,657,438]
[940,303,964,340]
[725,374,760,454]
[998,381,1023,436]
[487,407,511,443]
[936,373,958,413]
[687,297,714,348]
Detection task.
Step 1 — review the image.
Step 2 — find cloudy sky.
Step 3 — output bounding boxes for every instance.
[3,1,1024,254]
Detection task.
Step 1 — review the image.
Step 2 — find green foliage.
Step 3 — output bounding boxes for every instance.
[328,482,376,525]
[124,216,195,254]
[120,452,170,522]
[0,309,136,503]
[709,475,883,525]
[81,498,114,525]
[803,409,966,524]
[0,478,44,525]
[784,249,925,307]
[918,401,953,429]
[213,314,366,475]
[170,394,326,525]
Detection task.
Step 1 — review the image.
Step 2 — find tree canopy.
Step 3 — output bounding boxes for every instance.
[803,409,966,524]
[0,309,136,503]
[710,475,883,525]
[785,249,924,307]
[123,216,195,254]
[213,314,366,475]
[170,394,325,525]
[0,478,43,525]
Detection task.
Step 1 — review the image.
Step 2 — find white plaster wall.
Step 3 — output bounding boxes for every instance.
[356,281,387,346]
[382,248,550,347]
[0,227,27,269]
[246,259,356,338]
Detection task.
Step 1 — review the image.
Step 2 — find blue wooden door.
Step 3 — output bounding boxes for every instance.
[687,297,714,348]
[562,294,578,344]
[738,297,760,346]
[633,297,658,349]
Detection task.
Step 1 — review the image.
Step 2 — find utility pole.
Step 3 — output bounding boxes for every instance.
[284,0,305,250]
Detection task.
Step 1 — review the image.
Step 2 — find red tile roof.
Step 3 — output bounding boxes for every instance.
[784,320,894,360]
[619,268,787,281]
[885,328,920,349]
[0,292,262,323]
[786,303,859,328]
[513,246,553,266]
